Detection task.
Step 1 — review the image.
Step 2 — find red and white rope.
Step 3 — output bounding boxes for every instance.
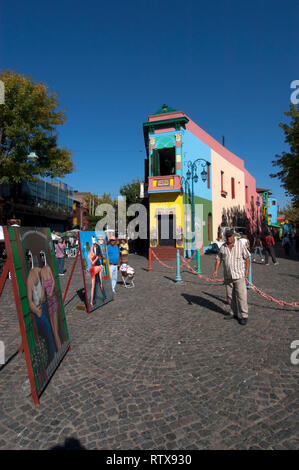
[151,250,176,270]
[150,250,299,308]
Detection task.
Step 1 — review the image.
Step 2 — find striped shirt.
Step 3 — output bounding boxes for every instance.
[216,239,250,281]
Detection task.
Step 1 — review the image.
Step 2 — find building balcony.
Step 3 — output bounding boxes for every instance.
[148,175,182,193]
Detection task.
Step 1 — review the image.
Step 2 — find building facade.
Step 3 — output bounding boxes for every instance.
[143,105,261,258]
[0,179,74,231]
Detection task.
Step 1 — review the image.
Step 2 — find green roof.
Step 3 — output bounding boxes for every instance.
[153,104,178,115]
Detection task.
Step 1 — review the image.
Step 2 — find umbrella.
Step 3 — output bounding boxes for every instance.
[63,231,78,238]
[51,233,61,241]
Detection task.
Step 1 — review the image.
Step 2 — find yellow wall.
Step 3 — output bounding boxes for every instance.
[149,193,183,247]
[211,149,245,240]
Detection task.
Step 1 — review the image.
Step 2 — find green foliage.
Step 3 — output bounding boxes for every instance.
[84,192,116,215]
[119,178,142,207]
[282,203,299,226]
[0,70,73,184]
[85,192,117,230]
[271,103,299,207]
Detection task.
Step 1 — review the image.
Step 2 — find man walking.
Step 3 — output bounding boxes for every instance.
[107,236,119,294]
[263,231,279,265]
[212,229,250,325]
[252,232,264,263]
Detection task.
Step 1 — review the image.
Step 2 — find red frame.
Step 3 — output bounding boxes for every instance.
[78,232,91,314]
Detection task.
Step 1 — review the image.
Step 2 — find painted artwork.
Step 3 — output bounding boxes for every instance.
[78,231,113,312]
[4,226,70,403]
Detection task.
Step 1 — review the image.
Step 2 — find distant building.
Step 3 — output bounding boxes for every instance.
[0,179,74,231]
[72,192,90,230]
[256,188,280,230]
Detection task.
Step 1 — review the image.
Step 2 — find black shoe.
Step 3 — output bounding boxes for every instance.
[239,318,248,325]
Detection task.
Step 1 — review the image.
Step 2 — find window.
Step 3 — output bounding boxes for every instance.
[231,178,235,199]
[245,186,248,204]
[272,201,276,206]
[221,171,227,196]
[152,148,176,176]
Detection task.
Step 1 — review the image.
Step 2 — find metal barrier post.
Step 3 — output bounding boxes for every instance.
[247,255,252,289]
[175,249,182,282]
[148,247,152,271]
[197,249,202,274]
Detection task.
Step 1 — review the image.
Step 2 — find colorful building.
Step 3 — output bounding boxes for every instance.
[143,105,261,259]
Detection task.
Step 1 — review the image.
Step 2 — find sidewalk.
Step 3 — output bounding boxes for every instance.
[0,251,298,449]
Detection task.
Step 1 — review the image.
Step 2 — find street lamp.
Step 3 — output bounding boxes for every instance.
[186,158,209,254]
[27,151,38,162]
[256,196,260,234]
[27,151,39,205]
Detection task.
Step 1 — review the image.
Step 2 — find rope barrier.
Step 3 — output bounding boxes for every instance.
[180,255,224,282]
[151,250,176,270]
[150,249,299,308]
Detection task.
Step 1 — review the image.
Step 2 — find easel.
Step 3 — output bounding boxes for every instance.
[2,227,39,405]
[1,226,71,406]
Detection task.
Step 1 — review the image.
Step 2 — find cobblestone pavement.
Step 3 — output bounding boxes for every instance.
[0,245,298,450]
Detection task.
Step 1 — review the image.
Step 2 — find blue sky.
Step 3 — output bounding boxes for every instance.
[2,0,298,208]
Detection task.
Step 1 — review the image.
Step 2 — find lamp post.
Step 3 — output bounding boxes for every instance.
[256,196,260,234]
[186,158,209,254]
[180,176,190,258]
[27,151,38,205]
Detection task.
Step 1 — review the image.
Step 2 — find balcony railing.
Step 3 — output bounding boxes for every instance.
[148,175,182,193]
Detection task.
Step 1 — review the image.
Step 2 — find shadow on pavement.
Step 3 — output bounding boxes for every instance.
[203,291,297,313]
[181,293,228,316]
[50,437,87,450]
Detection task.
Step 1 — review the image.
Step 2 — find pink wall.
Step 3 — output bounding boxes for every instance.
[244,169,261,233]
[185,117,245,171]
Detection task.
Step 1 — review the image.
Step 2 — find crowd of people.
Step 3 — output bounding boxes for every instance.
[55,234,132,297]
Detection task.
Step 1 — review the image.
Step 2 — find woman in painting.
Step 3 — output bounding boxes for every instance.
[40,252,62,351]
[26,251,56,362]
[88,237,105,308]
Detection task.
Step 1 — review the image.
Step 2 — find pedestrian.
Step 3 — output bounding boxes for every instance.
[55,238,66,275]
[119,238,129,265]
[212,229,250,325]
[263,231,279,265]
[107,236,119,294]
[239,233,250,249]
[252,233,265,263]
[282,233,291,257]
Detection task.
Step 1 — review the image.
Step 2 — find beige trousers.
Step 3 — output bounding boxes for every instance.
[225,278,248,319]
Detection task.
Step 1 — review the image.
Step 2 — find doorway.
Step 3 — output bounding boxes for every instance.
[158,214,176,246]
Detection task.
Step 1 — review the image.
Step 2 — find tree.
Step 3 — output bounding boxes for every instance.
[282,203,299,226]
[0,71,73,187]
[270,103,299,207]
[119,178,142,207]
[85,192,117,230]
